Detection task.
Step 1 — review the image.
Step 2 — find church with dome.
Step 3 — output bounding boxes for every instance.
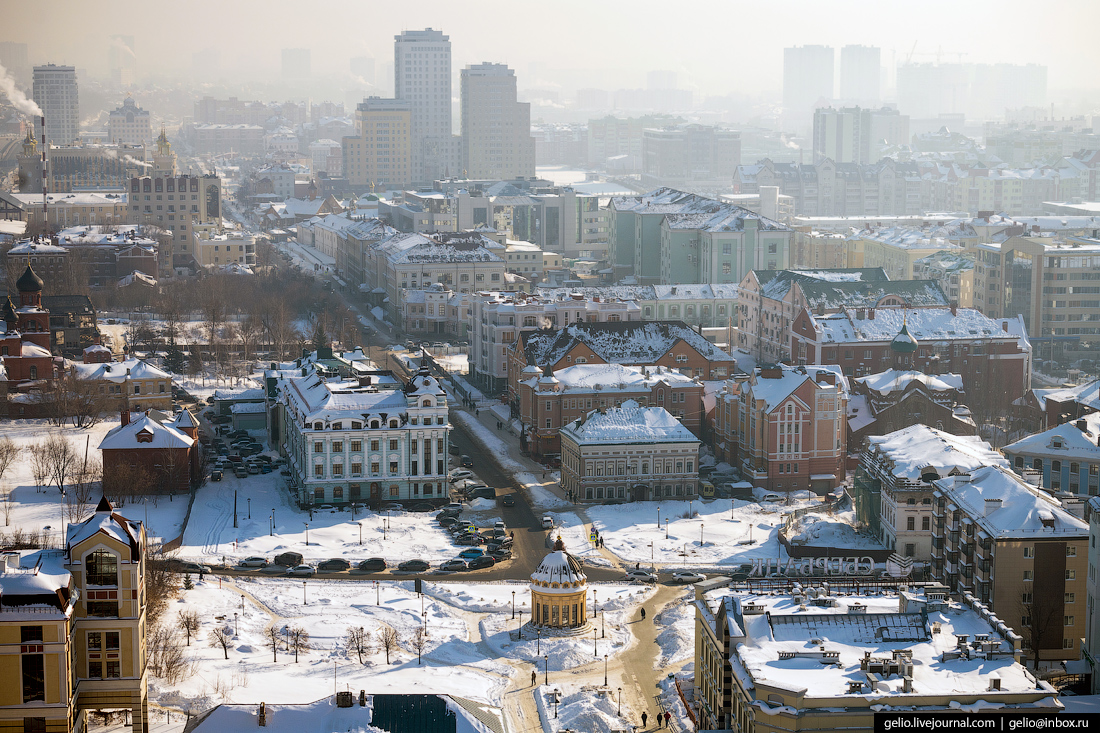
[528,536,590,631]
[0,264,62,391]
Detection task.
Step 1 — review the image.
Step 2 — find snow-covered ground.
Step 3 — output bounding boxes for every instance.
[787,507,881,549]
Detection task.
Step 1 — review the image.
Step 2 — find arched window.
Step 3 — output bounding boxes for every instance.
[29,365,37,380]
[422,398,432,407]
[86,550,118,586]
[314,422,322,430]
[389,419,398,428]
[370,420,380,429]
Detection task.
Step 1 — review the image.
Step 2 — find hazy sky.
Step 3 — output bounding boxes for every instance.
[5,0,1099,97]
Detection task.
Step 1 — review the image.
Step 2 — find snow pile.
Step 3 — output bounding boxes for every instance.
[534,684,635,733]
[787,509,882,549]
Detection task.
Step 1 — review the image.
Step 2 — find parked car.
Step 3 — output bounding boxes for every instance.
[210,469,223,481]
[247,463,261,475]
[487,537,513,552]
[502,495,516,507]
[274,551,304,567]
[286,565,314,577]
[541,516,554,529]
[448,469,474,482]
[172,561,211,575]
[460,455,474,467]
[458,548,485,560]
[239,556,268,568]
[260,465,273,474]
[438,516,460,528]
[357,558,387,572]
[409,503,435,513]
[439,503,463,517]
[317,558,351,572]
[233,466,248,479]
[440,559,468,572]
[379,502,403,512]
[624,569,658,583]
[455,534,483,546]
[448,445,461,455]
[397,559,430,572]
[467,555,495,570]
[671,571,707,584]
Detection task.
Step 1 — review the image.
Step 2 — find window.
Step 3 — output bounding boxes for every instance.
[332,441,343,453]
[21,626,42,643]
[332,464,343,477]
[1066,616,1076,626]
[905,543,915,557]
[87,600,117,617]
[23,718,46,733]
[922,516,930,531]
[1066,569,1076,580]
[314,465,324,477]
[86,550,117,586]
[389,440,398,451]
[371,440,379,451]
[314,442,324,453]
[351,441,362,452]
[1023,546,1033,558]
[1065,593,1076,603]
[389,461,398,475]
[1067,546,1077,557]
[22,654,44,703]
[1064,638,1075,649]
[1023,570,1033,580]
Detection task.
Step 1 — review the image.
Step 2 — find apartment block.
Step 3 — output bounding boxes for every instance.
[342,97,412,190]
[460,63,534,181]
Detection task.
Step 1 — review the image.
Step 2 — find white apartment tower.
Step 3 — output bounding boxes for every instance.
[782,45,833,131]
[394,28,454,183]
[839,45,881,104]
[461,63,535,180]
[32,63,79,145]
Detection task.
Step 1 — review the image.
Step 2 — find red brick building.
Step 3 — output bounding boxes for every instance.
[789,306,1031,414]
[99,409,199,496]
[508,321,736,411]
[517,363,704,459]
[0,265,62,388]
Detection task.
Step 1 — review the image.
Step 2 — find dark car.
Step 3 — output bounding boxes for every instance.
[317,558,351,572]
[502,494,516,507]
[409,503,435,513]
[171,561,211,575]
[467,555,495,570]
[397,559,430,572]
[438,516,460,528]
[357,557,387,572]
[274,551,304,567]
[448,445,461,455]
[210,469,223,481]
[455,534,483,546]
[488,548,513,561]
[460,455,473,467]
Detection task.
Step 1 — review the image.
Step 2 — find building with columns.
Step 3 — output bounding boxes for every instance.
[529,537,589,630]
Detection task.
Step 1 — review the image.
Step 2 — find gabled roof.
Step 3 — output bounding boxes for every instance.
[66,496,142,559]
[935,465,1087,538]
[520,320,736,366]
[74,357,169,383]
[560,401,698,445]
[865,425,1007,480]
[98,413,194,451]
[1003,412,1100,462]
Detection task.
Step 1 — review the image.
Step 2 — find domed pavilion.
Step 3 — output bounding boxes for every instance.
[529,536,589,629]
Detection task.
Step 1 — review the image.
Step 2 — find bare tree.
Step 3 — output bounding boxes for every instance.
[43,433,77,495]
[102,461,151,507]
[143,541,179,627]
[208,627,233,660]
[64,374,111,429]
[66,456,101,522]
[0,437,19,526]
[265,625,280,662]
[411,626,428,665]
[289,626,310,663]
[29,443,50,493]
[177,609,200,646]
[346,626,372,664]
[1018,591,1062,670]
[378,626,400,664]
[147,623,189,684]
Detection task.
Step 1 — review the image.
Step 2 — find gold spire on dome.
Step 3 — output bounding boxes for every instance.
[553,535,565,551]
[156,127,171,155]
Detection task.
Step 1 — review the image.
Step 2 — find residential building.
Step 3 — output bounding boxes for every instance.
[33,64,79,145]
[1017,379,1100,432]
[394,29,456,183]
[783,45,834,131]
[713,364,847,495]
[839,45,881,103]
[735,267,947,364]
[1087,498,1100,692]
[342,98,412,189]
[184,123,264,157]
[812,106,908,165]
[467,290,641,393]
[75,356,173,413]
[10,192,130,232]
[790,229,848,269]
[193,231,255,268]
[913,250,975,307]
[382,190,456,233]
[0,497,151,732]
[106,97,152,146]
[854,425,1007,560]
[932,465,1087,665]
[460,63,534,181]
[128,170,222,275]
[587,115,680,169]
[559,401,700,503]
[99,409,199,495]
[401,283,464,338]
[519,363,703,459]
[308,139,341,177]
[275,360,451,507]
[693,585,1058,732]
[508,320,736,407]
[720,188,795,224]
[253,164,297,200]
[973,235,1100,365]
[503,240,558,282]
[640,124,740,189]
[17,137,147,195]
[1002,413,1100,495]
[49,225,158,288]
[6,239,68,285]
[849,222,975,281]
[847,370,976,453]
[41,294,98,357]
[789,306,1032,413]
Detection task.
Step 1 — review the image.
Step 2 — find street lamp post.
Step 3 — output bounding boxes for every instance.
[233,612,238,636]
[594,628,598,657]
[601,610,605,639]
[689,499,693,518]
[656,506,660,530]
[240,595,245,612]
[700,522,704,546]
[375,581,379,605]
[270,509,274,537]
[304,522,309,546]
[512,590,516,620]
[247,498,251,519]
[357,522,362,545]
[665,517,669,539]
[593,589,598,618]
[649,542,654,562]
[603,653,608,686]
[302,581,307,605]
[617,687,622,716]
[543,654,548,685]
[536,627,541,655]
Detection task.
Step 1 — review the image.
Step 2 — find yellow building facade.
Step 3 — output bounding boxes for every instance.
[529,537,589,629]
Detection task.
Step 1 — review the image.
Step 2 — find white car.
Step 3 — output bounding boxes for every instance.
[286,565,314,577]
[671,571,706,584]
[624,569,659,583]
[448,469,475,482]
[238,556,268,568]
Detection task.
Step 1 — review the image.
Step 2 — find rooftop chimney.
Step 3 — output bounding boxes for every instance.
[258,702,267,727]
[1076,419,1088,432]
[120,409,130,427]
[984,498,1002,516]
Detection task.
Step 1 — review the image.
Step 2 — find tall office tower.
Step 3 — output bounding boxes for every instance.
[108,34,137,87]
[0,41,30,84]
[783,45,834,132]
[840,45,881,103]
[281,48,311,79]
[394,28,454,183]
[460,63,534,180]
[32,64,79,145]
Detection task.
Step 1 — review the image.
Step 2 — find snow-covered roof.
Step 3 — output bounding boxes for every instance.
[8,241,68,255]
[560,401,698,446]
[66,497,142,557]
[280,372,408,425]
[1003,412,1100,462]
[746,365,847,412]
[753,269,948,310]
[936,465,1088,538]
[854,370,964,395]
[524,363,695,392]
[18,340,51,358]
[0,551,71,612]
[1030,379,1100,413]
[522,321,736,366]
[865,425,1007,480]
[708,589,1043,700]
[98,413,194,451]
[530,537,587,591]
[74,357,169,383]
[813,308,1019,345]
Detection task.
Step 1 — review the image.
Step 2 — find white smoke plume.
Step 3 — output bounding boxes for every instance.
[123,155,151,168]
[0,62,42,117]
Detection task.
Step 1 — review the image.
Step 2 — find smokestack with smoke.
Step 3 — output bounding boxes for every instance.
[0,63,43,117]
[123,155,152,169]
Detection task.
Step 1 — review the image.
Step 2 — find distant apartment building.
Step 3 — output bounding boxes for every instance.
[1002,413,1100,495]
[839,45,881,103]
[847,369,976,453]
[128,171,222,275]
[402,283,467,339]
[713,363,847,494]
[394,28,456,183]
[17,136,147,194]
[460,63,534,181]
[913,250,975,307]
[342,97,412,189]
[641,124,740,189]
[587,115,680,170]
[185,123,264,156]
[849,222,974,281]
[32,64,79,145]
[534,284,739,331]
[194,231,255,268]
[783,45,834,131]
[11,191,130,232]
[107,97,153,145]
[812,106,908,165]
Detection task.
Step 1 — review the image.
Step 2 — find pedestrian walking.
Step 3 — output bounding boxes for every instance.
[641,711,648,728]
[635,562,640,570]
[658,712,664,727]
[664,711,671,727]
[531,670,537,686]
[640,607,646,620]
[476,409,479,417]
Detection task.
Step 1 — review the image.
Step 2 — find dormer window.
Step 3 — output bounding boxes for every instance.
[333,422,342,430]
[370,420,380,429]
[86,550,118,586]
[314,422,322,430]
[422,398,432,407]
[389,419,398,428]
[1052,437,1064,449]
[135,429,154,444]
[352,421,362,430]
